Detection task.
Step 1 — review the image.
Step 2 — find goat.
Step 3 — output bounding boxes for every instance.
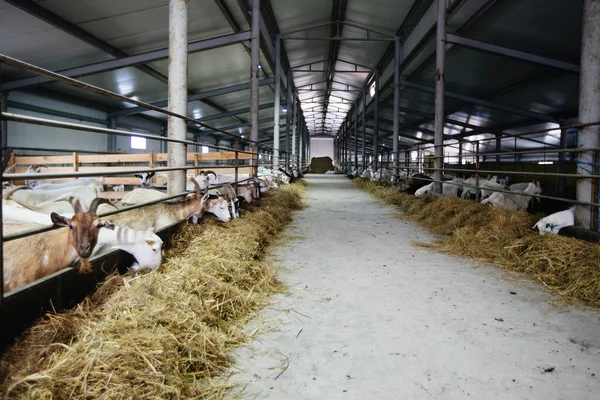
[107,177,222,230]
[4,185,99,211]
[121,188,169,205]
[481,181,541,212]
[361,166,374,180]
[32,178,104,192]
[371,168,392,183]
[2,199,72,225]
[533,207,575,235]
[206,183,239,218]
[23,164,47,187]
[3,197,114,293]
[415,178,463,197]
[93,226,163,271]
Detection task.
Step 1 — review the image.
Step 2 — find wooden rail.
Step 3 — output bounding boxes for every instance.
[6,151,256,198]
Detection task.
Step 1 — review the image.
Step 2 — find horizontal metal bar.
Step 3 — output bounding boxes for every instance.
[446,33,580,74]
[400,80,556,122]
[3,174,256,242]
[198,102,274,122]
[413,176,600,208]
[0,53,257,143]
[7,101,107,125]
[284,37,394,41]
[0,31,253,92]
[108,77,275,118]
[293,69,371,73]
[438,166,600,180]
[2,112,255,153]
[3,163,253,181]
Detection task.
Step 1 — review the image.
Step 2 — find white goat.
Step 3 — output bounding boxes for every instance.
[121,188,169,205]
[533,207,575,235]
[481,181,541,212]
[93,226,163,271]
[415,178,463,197]
[4,185,99,211]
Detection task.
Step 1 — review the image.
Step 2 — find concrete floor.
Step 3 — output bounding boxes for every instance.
[228,175,600,400]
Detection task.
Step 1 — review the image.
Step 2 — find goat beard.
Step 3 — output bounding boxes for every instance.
[78,258,94,274]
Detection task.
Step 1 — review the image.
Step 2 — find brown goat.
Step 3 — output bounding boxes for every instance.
[3,197,114,294]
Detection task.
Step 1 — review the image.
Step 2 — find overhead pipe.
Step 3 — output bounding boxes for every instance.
[393,36,401,180]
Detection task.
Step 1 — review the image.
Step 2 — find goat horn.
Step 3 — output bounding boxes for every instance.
[89,197,113,214]
[189,177,201,194]
[203,170,217,179]
[68,196,83,213]
[31,164,48,171]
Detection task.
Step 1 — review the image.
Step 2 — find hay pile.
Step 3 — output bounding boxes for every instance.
[309,156,333,174]
[0,183,305,399]
[353,178,600,306]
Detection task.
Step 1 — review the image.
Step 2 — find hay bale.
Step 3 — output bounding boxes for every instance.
[0,183,305,399]
[353,179,600,306]
[309,156,334,174]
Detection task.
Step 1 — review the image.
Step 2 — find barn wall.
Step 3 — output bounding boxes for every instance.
[6,92,108,152]
[310,137,334,160]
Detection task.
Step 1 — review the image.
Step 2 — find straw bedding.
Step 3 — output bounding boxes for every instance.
[0,183,305,399]
[353,178,600,306]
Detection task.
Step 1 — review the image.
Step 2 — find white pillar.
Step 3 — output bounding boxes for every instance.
[576,0,600,228]
[167,0,188,195]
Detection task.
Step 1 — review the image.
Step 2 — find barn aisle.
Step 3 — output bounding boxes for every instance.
[228,175,599,400]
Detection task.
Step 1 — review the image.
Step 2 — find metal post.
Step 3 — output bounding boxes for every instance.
[1,91,7,164]
[299,115,304,169]
[433,0,446,194]
[393,36,401,180]
[558,124,568,196]
[167,0,188,196]
[286,69,292,171]
[458,140,463,167]
[374,71,380,169]
[576,0,600,228]
[362,92,366,169]
[475,141,481,202]
[0,90,5,304]
[273,34,281,167]
[249,0,260,177]
[354,105,358,168]
[495,133,501,171]
[292,97,297,166]
[108,118,117,152]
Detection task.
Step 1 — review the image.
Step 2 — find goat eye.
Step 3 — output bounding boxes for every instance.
[146,240,154,246]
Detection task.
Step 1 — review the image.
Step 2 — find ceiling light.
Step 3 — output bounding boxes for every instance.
[538,161,553,165]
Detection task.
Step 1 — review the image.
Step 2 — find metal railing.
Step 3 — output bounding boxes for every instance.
[0,52,305,304]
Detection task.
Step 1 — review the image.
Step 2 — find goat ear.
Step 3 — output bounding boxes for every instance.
[201,193,210,203]
[134,174,142,179]
[148,171,156,178]
[99,221,116,230]
[51,212,71,227]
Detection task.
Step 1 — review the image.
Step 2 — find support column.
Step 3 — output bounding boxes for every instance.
[433,0,447,194]
[495,133,502,171]
[558,123,568,196]
[374,71,380,169]
[249,0,260,176]
[0,92,7,165]
[354,105,358,168]
[108,118,117,152]
[286,69,292,170]
[458,140,463,167]
[393,36,401,180]
[273,34,281,167]
[299,115,304,168]
[576,0,600,229]
[362,92,366,169]
[292,97,297,165]
[167,0,188,196]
